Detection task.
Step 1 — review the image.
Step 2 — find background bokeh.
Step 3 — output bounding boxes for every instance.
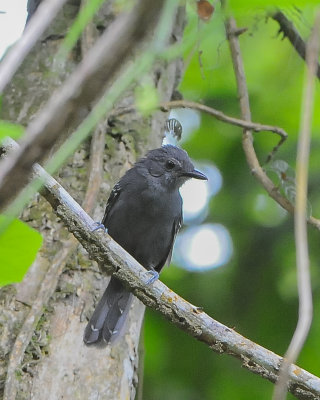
[143,3,320,400]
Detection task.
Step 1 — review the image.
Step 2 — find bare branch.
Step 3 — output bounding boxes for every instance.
[0,0,68,93]
[273,11,320,400]
[161,99,288,142]
[0,0,164,211]
[271,10,320,80]
[2,138,320,399]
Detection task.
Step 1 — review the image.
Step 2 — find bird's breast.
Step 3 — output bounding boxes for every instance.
[106,189,181,269]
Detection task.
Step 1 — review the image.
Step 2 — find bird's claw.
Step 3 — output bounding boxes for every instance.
[146,269,159,285]
[92,222,108,233]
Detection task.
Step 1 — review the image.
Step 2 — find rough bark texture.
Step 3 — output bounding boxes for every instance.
[0,1,185,398]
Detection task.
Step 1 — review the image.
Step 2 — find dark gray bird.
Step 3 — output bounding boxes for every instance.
[83,145,207,346]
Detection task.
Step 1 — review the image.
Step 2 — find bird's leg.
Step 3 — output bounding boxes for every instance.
[92,222,108,233]
[146,266,159,285]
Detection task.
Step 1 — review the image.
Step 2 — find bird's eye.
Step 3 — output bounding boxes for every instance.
[165,160,176,170]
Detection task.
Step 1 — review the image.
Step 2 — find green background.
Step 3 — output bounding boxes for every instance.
[143,3,320,399]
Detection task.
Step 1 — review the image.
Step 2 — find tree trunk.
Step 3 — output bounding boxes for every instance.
[0,1,185,398]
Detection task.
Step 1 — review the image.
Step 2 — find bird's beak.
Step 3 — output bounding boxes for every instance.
[183,169,207,180]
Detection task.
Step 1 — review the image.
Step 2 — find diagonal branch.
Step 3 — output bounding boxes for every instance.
[271,10,320,80]
[0,0,164,211]
[2,138,320,400]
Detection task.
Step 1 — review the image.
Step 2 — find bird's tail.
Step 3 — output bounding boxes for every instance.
[83,277,133,346]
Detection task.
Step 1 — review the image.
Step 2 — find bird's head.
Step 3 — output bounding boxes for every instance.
[139,145,207,191]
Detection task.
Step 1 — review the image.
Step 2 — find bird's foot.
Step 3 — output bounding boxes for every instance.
[92,222,108,233]
[146,268,159,285]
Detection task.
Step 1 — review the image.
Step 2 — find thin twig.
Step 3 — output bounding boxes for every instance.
[272,11,320,400]
[163,100,288,162]
[271,10,320,80]
[161,99,288,141]
[0,0,68,93]
[2,138,320,400]
[223,16,320,234]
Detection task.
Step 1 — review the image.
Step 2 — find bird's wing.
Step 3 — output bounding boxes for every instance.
[157,212,183,272]
[101,183,122,226]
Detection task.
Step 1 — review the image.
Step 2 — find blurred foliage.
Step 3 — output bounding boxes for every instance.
[0,216,43,286]
[135,76,160,116]
[0,120,24,142]
[143,2,320,400]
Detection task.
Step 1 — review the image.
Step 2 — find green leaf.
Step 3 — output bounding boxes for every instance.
[0,216,43,286]
[0,120,25,142]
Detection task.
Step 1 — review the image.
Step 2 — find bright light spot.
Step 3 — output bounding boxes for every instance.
[189,226,222,267]
[0,0,28,58]
[180,179,208,220]
[180,164,222,223]
[174,224,233,271]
